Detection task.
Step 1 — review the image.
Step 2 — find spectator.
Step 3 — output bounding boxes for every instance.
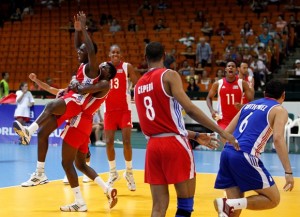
[215,22,231,36]
[240,22,254,38]
[258,27,273,47]
[275,14,287,33]
[213,68,224,82]
[250,54,269,90]
[180,46,196,62]
[293,59,300,76]
[153,18,167,31]
[237,36,250,50]
[186,76,200,99]
[177,32,195,47]
[156,0,168,10]
[201,21,213,38]
[178,60,194,76]
[127,18,138,32]
[164,48,177,70]
[44,77,58,99]
[200,70,212,91]
[0,72,9,99]
[196,37,212,67]
[250,36,265,54]
[92,110,105,146]
[99,13,113,26]
[10,7,23,24]
[195,10,206,24]
[14,82,34,127]
[260,16,271,29]
[137,0,153,16]
[109,18,122,33]
[241,47,253,65]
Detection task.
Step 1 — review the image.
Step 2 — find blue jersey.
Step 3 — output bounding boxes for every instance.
[230,98,279,157]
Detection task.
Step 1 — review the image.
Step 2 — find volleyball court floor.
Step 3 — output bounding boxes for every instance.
[0,136,299,217]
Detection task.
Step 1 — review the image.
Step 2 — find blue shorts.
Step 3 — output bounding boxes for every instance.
[214,146,275,192]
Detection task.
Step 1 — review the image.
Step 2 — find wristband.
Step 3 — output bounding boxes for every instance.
[194,132,199,140]
[285,172,293,175]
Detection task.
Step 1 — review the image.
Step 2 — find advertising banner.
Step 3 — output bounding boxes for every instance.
[0,104,65,145]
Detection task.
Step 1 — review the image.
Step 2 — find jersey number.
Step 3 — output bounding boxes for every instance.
[239,112,253,133]
[111,78,119,89]
[144,96,155,121]
[226,94,235,105]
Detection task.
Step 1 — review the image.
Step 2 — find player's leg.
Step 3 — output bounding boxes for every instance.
[21,116,58,187]
[13,98,66,144]
[150,184,169,217]
[121,126,136,191]
[75,150,118,209]
[105,129,120,186]
[60,139,87,212]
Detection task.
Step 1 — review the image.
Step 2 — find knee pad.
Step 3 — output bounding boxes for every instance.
[175,197,194,217]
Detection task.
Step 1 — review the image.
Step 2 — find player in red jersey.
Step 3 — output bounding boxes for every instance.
[104,44,139,191]
[206,61,254,130]
[134,42,239,217]
[238,62,255,105]
[13,11,99,145]
[22,63,118,211]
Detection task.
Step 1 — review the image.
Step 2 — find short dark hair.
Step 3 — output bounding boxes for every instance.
[145,42,164,62]
[2,72,8,78]
[265,79,285,99]
[107,62,117,80]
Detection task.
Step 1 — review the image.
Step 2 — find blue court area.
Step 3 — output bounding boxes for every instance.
[0,140,299,188]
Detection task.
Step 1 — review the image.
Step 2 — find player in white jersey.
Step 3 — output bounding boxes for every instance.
[214,80,294,217]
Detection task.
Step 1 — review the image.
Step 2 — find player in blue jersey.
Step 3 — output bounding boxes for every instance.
[213,80,294,217]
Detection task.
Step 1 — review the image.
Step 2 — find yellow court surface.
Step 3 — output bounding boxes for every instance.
[0,171,299,217]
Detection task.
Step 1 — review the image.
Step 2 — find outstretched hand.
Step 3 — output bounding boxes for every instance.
[221,131,240,150]
[74,13,81,31]
[194,133,220,150]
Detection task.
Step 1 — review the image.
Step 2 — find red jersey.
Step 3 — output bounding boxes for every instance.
[67,94,108,136]
[63,63,100,106]
[242,75,253,104]
[104,62,131,112]
[134,68,188,137]
[217,77,243,127]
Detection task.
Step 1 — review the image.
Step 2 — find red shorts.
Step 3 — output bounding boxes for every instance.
[145,135,195,185]
[104,110,132,130]
[60,125,89,154]
[55,100,83,127]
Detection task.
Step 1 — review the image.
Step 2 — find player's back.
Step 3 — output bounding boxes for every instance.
[134,68,187,137]
[232,98,279,157]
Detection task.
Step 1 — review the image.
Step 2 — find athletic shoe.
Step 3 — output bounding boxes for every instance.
[13,121,31,145]
[62,175,69,184]
[60,202,87,212]
[123,171,136,191]
[106,187,118,209]
[95,140,106,146]
[214,198,234,217]
[114,139,123,144]
[106,171,120,187]
[21,172,48,187]
[82,174,91,183]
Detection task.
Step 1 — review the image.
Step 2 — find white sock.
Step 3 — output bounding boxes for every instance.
[226,198,247,210]
[36,161,45,174]
[108,160,116,172]
[94,176,108,192]
[72,186,85,205]
[125,160,132,172]
[27,122,39,135]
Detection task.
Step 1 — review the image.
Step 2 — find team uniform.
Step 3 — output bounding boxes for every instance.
[14,90,35,122]
[215,98,278,192]
[59,63,99,125]
[134,68,195,185]
[241,75,253,104]
[217,77,243,129]
[103,61,132,130]
[60,94,108,153]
